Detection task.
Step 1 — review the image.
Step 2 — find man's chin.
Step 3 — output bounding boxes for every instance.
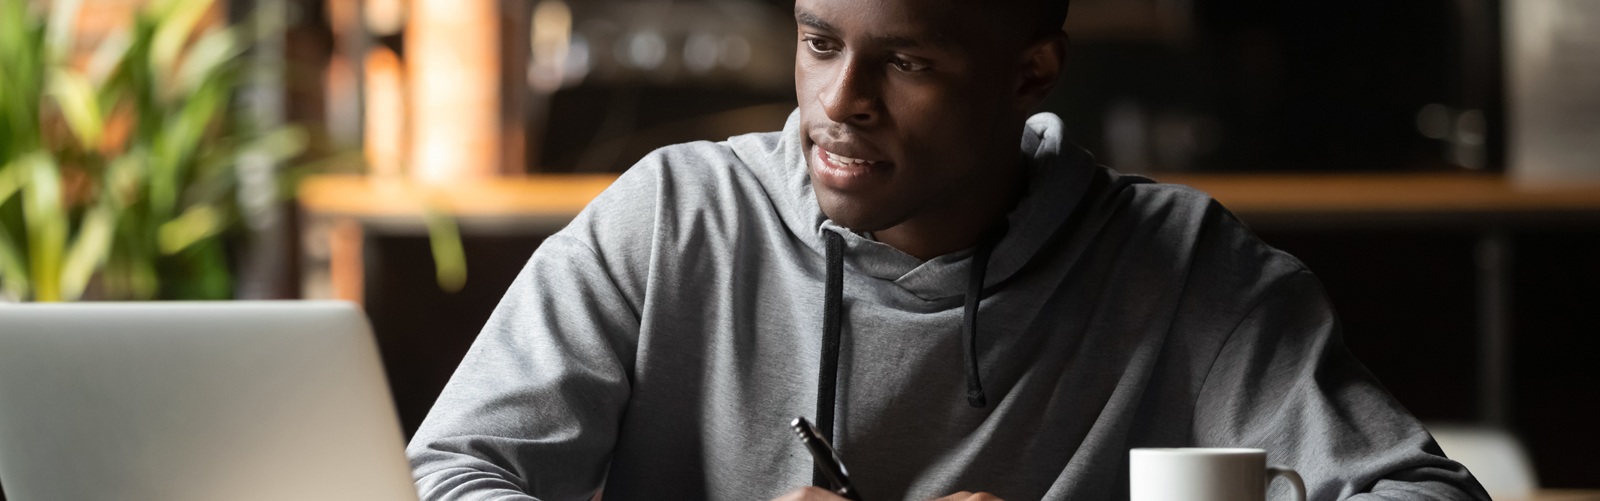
[814,188,900,233]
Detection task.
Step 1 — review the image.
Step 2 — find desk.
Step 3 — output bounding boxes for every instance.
[298,172,1600,423]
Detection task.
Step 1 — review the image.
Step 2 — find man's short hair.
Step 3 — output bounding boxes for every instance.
[993,0,1070,38]
[1034,0,1071,36]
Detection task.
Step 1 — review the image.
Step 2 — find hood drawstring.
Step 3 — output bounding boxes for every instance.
[814,225,1007,453]
[813,230,846,489]
[962,223,1005,408]
[816,230,847,447]
[813,227,1004,488]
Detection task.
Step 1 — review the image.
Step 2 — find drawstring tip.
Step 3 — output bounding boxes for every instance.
[967,391,986,408]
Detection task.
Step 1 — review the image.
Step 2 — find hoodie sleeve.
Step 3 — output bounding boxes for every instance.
[1193,268,1491,501]
[405,233,641,501]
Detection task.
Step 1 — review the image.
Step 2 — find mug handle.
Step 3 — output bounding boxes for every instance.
[1268,467,1307,501]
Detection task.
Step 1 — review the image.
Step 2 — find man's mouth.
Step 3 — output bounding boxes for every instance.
[822,148,876,167]
[811,144,889,191]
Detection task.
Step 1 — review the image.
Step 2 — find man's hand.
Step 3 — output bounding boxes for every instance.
[771,487,1004,501]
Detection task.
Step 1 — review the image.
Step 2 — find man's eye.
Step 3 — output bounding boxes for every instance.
[804,37,837,54]
[890,57,928,73]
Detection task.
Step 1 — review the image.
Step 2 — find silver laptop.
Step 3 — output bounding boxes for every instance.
[0,301,419,501]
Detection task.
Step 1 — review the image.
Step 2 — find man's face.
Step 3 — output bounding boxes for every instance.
[795,0,1026,232]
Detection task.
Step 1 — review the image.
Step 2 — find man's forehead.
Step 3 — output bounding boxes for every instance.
[795,0,993,49]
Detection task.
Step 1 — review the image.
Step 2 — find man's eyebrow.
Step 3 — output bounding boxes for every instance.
[795,10,834,32]
[795,9,954,50]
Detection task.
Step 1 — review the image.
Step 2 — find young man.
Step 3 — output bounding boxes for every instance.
[407,0,1490,499]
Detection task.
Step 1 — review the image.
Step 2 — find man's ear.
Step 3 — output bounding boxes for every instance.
[1014,32,1068,111]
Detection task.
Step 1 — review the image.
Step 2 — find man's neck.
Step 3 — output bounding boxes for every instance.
[874,156,1028,261]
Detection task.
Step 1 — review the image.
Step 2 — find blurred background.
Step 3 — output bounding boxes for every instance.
[2,0,1597,497]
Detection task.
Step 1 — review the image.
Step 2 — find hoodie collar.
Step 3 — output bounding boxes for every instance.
[728,110,1096,301]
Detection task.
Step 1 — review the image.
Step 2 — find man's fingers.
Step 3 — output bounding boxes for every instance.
[772,486,849,501]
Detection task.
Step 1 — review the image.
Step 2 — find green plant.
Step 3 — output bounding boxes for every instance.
[0,0,304,301]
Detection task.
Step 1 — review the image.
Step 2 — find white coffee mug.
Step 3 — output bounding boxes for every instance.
[1130,448,1306,501]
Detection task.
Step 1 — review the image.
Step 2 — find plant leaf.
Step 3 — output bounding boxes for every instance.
[149,0,215,91]
[0,220,29,301]
[0,156,22,204]
[61,201,116,300]
[87,26,134,85]
[21,153,66,302]
[176,26,240,95]
[423,201,468,293]
[157,203,221,255]
[104,152,147,208]
[44,0,84,64]
[238,125,309,164]
[47,67,106,148]
[150,76,225,219]
[106,214,162,300]
[0,155,31,299]
[0,0,46,158]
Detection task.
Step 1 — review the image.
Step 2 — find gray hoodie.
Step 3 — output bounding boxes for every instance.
[406,111,1489,501]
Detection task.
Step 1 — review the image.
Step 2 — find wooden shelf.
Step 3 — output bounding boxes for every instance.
[1156,172,1600,229]
[298,174,618,233]
[300,174,616,218]
[300,172,1600,228]
[297,174,614,303]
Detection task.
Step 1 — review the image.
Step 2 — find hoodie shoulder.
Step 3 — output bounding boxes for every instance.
[1094,170,1308,293]
[570,139,771,241]
[553,139,778,305]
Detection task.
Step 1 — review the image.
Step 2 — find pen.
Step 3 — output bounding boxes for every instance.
[791,417,865,501]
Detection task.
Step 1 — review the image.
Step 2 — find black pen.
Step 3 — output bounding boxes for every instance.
[791,417,865,501]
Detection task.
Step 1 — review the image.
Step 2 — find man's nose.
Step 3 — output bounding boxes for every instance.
[818,58,879,125]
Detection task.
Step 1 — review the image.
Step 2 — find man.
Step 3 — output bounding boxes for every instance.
[407,0,1490,499]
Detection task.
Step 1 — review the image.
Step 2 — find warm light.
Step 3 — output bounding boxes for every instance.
[363,46,405,177]
[719,34,751,70]
[324,56,361,147]
[529,0,573,93]
[364,0,406,36]
[407,0,501,181]
[622,31,667,70]
[684,32,720,75]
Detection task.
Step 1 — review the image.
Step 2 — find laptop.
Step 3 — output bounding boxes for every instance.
[0,301,420,501]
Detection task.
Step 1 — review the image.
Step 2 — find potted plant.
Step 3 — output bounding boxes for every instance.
[0,0,305,301]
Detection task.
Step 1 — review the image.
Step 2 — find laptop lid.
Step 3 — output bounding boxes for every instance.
[0,301,419,501]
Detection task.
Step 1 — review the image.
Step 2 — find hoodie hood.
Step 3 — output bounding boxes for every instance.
[728,110,1099,301]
